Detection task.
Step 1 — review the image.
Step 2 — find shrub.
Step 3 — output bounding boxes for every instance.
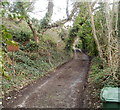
[22,40,39,52]
[12,31,31,43]
[90,57,119,88]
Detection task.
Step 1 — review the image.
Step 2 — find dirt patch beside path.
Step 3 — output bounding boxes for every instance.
[3,52,90,108]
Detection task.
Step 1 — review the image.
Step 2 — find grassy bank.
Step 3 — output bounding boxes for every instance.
[84,57,120,108]
[2,40,71,96]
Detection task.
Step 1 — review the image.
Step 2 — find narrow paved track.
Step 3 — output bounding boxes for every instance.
[3,52,89,108]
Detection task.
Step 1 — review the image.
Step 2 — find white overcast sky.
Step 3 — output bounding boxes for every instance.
[9,0,115,25]
[28,0,73,22]
[28,0,114,22]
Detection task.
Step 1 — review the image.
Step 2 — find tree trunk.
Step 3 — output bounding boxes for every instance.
[104,1,113,67]
[118,1,120,38]
[47,0,54,19]
[66,0,69,17]
[27,20,39,43]
[88,3,103,59]
[118,1,120,73]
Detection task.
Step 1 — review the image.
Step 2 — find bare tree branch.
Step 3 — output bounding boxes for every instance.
[91,0,99,12]
[66,0,69,17]
[47,2,80,29]
[91,0,98,8]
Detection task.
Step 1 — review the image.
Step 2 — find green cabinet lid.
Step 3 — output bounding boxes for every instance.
[100,87,120,102]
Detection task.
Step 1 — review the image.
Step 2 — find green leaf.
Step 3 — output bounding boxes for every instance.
[6,40,17,46]
[5,33,12,39]
[2,72,11,80]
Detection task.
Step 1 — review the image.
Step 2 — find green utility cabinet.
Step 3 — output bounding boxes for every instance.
[100,87,120,109]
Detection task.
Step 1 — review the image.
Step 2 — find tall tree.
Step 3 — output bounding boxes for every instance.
[40,0,54,29]
[12,0,79,40]
[89,0,119,78]
[88,3,103,59]
[9,0,39,42]
[118,1,120,38]
[117,1,120,73]
[104,1,112,67]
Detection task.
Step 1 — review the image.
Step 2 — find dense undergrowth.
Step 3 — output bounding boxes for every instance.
[3,43,71,95]
[84,57,120,108]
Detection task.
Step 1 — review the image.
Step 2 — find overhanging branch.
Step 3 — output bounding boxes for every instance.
[46,2,80,29]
